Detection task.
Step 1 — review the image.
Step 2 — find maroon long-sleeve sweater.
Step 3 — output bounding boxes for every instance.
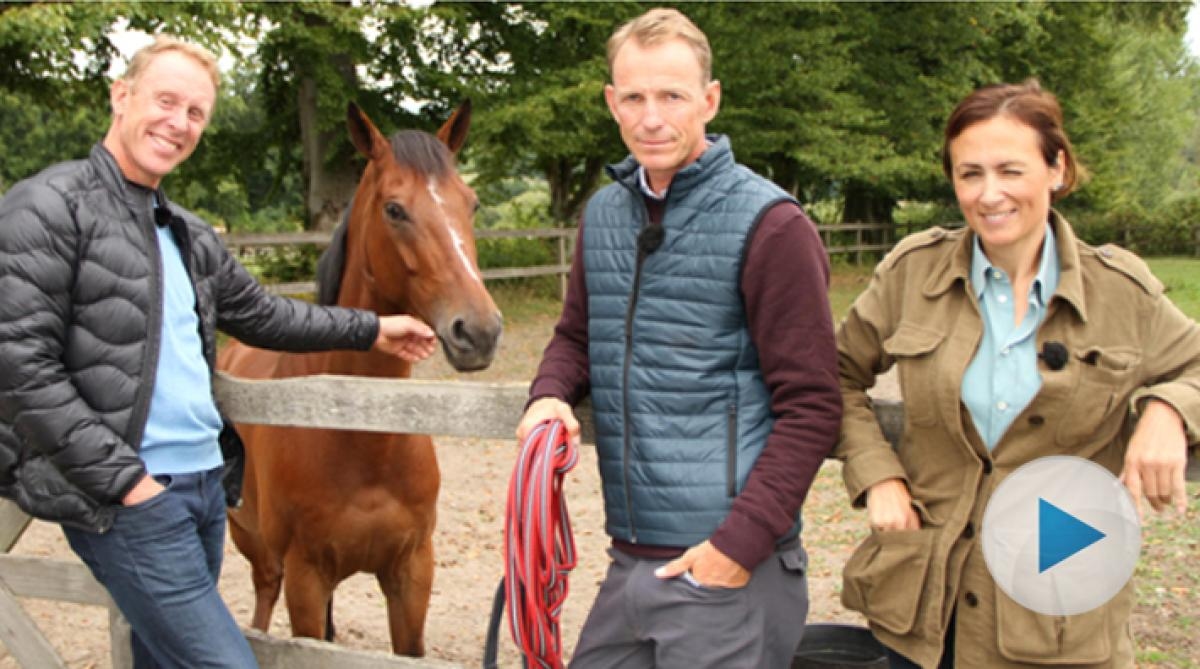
[528,198,842,570]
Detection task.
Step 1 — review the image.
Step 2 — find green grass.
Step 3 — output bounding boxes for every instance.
[1147,257,1200,321]
[828,261,874,321]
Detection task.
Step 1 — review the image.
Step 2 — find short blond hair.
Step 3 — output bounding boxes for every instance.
[606,8,712,83]
[123,35,221,92]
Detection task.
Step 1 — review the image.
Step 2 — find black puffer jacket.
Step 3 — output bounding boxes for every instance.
[0,144,379,532]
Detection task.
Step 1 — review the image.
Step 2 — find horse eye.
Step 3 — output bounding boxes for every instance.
[384,202,408,222]
[472,200,481,214]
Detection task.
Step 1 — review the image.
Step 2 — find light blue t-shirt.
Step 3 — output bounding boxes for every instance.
[961,225,1060,449]
[139,220,223,474]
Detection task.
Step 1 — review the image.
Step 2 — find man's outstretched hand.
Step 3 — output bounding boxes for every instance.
[373,315,438,362]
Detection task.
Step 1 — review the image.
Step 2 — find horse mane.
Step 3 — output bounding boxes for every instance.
[315,129,453,306]
[315,205,350,306]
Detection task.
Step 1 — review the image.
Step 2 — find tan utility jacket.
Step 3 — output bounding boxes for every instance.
[835,213,1200,668]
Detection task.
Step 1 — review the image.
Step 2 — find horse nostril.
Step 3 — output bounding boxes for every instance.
[451,318,471,347]
[442,313,501,371]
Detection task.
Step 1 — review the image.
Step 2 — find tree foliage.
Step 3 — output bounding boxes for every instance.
[1,1,1196,246]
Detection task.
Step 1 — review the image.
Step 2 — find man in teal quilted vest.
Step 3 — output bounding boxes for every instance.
[516,8,842,667]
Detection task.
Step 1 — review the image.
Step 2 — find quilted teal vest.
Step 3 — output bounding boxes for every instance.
[584,136,797,546]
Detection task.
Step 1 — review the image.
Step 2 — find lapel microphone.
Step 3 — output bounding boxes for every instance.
[1039,341,1069,371]
[637,224,664,257]
[154,205,172,228]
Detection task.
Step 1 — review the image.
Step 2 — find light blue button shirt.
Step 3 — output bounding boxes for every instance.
[961,225,1060,449]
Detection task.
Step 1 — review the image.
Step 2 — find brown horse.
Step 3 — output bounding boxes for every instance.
[217,101,502,656]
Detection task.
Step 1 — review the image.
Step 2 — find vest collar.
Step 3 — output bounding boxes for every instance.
[607,134,735,200]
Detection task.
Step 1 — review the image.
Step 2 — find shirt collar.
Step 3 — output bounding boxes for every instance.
[969,221,1059,307]
[636,166,668,201]
[631,137,719,201]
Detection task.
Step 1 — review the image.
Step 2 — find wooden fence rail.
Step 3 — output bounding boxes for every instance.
[221,222,894,297]
[1,374,1194,667]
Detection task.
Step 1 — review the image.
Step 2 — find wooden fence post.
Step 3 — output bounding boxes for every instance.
[109,609,133,669]
[558,225,568,301]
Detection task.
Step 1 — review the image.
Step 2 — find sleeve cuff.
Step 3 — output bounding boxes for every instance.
[1131,384,1200,444]
[710,511,778,572]
[842,445,909,508]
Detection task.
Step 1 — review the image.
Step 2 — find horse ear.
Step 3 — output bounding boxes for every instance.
[347,102,388,161]
[436,99,471,155]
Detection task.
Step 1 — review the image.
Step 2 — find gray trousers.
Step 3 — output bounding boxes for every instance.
[569,541,809,669]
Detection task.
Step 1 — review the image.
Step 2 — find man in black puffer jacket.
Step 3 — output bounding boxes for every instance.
[0,36,436,668]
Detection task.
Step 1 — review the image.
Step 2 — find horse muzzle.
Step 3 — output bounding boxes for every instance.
[439,311,503,372]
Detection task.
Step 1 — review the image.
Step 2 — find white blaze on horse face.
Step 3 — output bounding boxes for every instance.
[427,179,482,284]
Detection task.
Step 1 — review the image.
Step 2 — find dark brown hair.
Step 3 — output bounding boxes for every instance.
[942,79,1087,201]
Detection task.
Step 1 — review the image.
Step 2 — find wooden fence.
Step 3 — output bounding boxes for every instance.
[221,221,894,297]
[0,375,1194,667]
[0,375,897,669]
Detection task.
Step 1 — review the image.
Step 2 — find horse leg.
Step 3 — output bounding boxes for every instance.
[227,510,283,631]
[282,550,334,642]
[378,536,434,656]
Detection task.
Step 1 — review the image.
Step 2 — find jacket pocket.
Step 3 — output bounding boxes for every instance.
[1055,345,1141,448]
[995,588,1111,663]
[841,527,938,635]
[883,323,947,427]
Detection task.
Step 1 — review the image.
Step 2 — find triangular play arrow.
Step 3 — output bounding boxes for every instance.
[1038,497,1106,573]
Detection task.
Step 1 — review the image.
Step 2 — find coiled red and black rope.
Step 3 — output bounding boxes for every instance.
[484,419,578,669]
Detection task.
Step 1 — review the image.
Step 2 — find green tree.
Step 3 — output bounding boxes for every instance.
[253,1,376,231]
[0,2,244,107]
[695,3,888,207]
[0,89,108,190]
[401,2,638,226]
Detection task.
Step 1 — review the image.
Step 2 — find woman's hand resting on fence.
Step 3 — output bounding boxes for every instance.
[373,315,437,362]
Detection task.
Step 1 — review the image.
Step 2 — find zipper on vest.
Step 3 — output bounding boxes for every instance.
[620,203,654,543]
[726,402,737,497]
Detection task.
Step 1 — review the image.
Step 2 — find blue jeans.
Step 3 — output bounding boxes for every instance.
[63,467,257,668]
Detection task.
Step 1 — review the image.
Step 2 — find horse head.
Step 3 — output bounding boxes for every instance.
[345,101,502,372]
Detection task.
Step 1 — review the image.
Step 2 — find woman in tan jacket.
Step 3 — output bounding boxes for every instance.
[835,80,1200,668]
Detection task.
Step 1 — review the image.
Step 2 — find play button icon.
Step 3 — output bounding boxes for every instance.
[982,456,1141,616]
[1038,498,1106,573]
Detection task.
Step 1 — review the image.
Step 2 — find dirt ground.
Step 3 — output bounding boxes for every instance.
[0,306,1194,667]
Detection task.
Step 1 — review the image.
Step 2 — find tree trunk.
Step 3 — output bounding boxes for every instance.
[297,73,359,232]
[546,157,605,226]
[843,180,896,243]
